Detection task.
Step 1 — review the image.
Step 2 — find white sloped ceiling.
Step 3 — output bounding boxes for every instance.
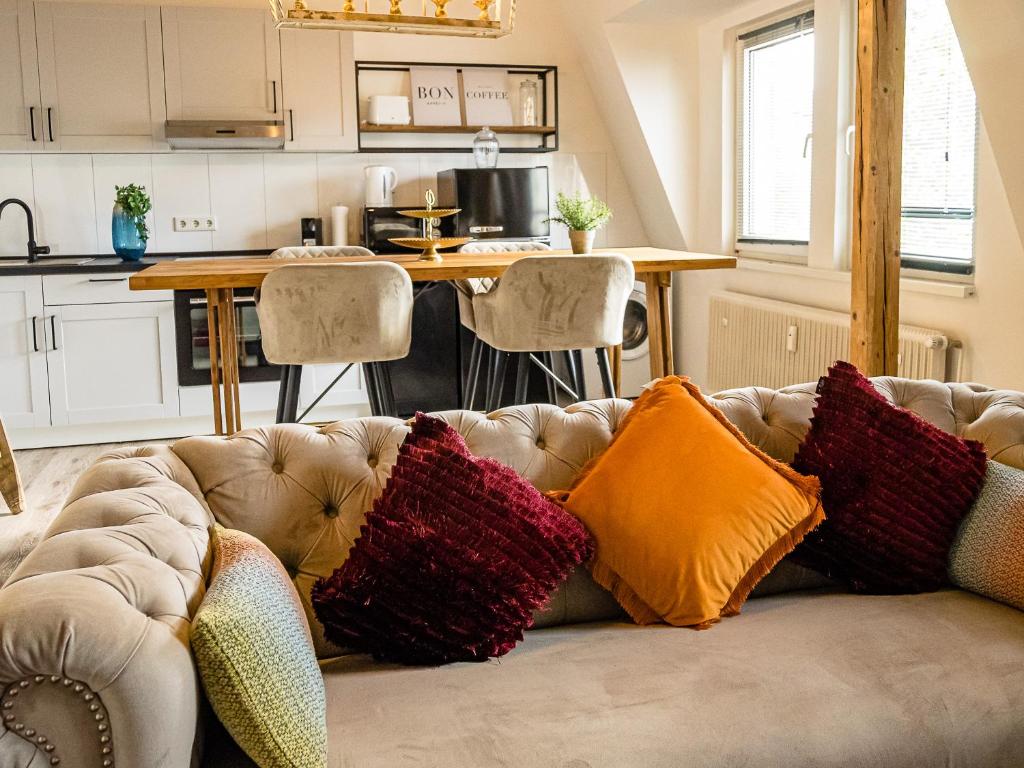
[946,0,1024,246]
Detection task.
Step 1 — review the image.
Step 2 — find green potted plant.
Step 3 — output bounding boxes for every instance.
[112,183,152,262]
[547,192,613,254]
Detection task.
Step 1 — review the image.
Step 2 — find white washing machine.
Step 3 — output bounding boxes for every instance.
[580,280,650,399]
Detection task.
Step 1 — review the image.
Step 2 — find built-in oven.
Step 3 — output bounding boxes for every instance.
[173,288,280,386]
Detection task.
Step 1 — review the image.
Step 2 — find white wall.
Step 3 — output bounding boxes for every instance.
[1,0,648,256]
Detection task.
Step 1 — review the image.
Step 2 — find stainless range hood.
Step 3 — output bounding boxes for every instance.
[165,120,285,150]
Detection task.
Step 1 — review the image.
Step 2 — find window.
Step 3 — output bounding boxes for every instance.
[901,0,977,274]
[736,11,815,248]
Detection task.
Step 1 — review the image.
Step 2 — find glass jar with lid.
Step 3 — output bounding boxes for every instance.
[519,79,539,127]
[473,127,500,168]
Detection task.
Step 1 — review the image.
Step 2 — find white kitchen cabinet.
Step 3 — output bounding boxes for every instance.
[280,29,357,152]
[0,276,50,429]
[0,0,43,151]
[45,301,179,426]
[33,2,166,151]
[162,6,282,122]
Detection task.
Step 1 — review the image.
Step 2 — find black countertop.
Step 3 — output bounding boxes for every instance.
[0,249,273,277]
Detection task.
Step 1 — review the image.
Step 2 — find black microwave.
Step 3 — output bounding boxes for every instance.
[362,207,454,255]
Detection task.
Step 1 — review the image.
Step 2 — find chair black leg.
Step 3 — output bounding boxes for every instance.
[284,364,303,422]
[542,352,558,404]
[595,347,616,399]
[363,363,383,416]
[487,351,510,411]
[574,350,586,400]
[375,362,398,418]
[563,351,580,403]
[513,352,530,404]
[464,337,483,409]
[275,365,290,424]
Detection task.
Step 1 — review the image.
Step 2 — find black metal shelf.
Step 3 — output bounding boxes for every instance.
[355,60,559,154]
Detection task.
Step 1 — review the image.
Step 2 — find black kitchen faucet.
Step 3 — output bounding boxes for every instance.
[0,198,50,262]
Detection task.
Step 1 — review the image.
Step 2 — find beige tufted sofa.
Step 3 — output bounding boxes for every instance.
[2,378,1024,767]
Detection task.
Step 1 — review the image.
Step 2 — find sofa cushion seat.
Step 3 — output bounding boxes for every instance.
[322,589,1024,768]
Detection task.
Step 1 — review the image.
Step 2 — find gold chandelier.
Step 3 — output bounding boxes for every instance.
[270,0,517,38]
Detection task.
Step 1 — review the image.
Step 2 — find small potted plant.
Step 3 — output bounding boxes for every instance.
[547,192,612,254]
[112,184,152,262]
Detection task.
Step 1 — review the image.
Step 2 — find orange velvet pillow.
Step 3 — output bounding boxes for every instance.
[555,376,825,629]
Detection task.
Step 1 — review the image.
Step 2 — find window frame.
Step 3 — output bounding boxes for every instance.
[733,7,816,262]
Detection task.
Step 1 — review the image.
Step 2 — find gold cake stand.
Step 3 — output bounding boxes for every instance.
[389,236,473,261]
[389,206,471,261]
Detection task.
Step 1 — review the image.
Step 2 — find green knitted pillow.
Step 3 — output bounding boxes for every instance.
[950,461,1024,611]
[191,525,326,768]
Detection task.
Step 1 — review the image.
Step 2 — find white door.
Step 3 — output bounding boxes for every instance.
[0,276,50,429]
[45,301,179,426]
[34,2,166,151]
[280,29,357,151]
[162,6,282,121]
[0,0,43,151]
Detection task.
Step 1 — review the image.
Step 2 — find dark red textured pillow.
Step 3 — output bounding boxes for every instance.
[311,413,593,665]
[792,361,987,593]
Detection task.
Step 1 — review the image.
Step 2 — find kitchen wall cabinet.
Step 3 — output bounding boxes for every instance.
[0,0,42,151]
[33,2,166,151]
[280,29,357,152]
[45,300,179,426]
[0,276,51,429]
[162,6,282,122]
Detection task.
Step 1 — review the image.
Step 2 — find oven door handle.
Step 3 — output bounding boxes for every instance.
[188,297,256,306]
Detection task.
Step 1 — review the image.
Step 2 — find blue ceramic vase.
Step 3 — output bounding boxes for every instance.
[112,203,147,261]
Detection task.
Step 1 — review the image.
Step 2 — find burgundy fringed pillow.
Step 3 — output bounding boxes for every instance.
[792,361,987,593]
[311,413,593,665]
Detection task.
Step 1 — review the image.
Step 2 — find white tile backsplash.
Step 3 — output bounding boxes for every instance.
[151,154,212,251]
[0,155,35,257]
[264,153,319,249]
[91,154,155,254]
[3,149,645,255]
[31,155,98,255]
[210,154,267,250]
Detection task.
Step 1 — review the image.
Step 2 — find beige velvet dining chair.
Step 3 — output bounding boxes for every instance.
[256,261,413,421]
[456,241,552,409]
[270,246,375,260]
[471,254,635,410]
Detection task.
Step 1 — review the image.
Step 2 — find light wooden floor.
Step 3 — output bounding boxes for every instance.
[0,441,164,581]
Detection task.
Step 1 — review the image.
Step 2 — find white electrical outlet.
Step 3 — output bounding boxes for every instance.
[173,216,218,232]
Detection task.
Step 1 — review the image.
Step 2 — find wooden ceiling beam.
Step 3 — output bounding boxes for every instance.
[849,0,906,376]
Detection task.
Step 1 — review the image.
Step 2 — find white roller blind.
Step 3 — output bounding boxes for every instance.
[736,11,815,245]
[901,0,977,271]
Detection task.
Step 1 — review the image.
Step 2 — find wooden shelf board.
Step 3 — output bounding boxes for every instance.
[360,123,557,135]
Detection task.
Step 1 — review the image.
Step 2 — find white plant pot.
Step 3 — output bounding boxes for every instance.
[569,230,596,254]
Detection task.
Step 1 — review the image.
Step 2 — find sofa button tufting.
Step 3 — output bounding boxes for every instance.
[535,437,546,450]
[367,455,379,468]
[324,505,339,519]
[272,462,284,474]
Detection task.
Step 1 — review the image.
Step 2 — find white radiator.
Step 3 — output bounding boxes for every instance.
[707,291,952,392]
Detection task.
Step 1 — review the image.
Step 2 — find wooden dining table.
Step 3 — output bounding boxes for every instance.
[129,247,736,434]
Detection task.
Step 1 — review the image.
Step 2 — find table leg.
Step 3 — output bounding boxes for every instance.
[217,288,243,434]
[610,344,623,396]
[644,271,674,379]
[206,290,224,436]
[0,415,24,515]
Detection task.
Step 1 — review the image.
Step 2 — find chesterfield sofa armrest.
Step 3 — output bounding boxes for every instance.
[0,447,213,768]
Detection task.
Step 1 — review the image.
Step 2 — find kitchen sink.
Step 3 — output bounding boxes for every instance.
[0,257,96,266]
